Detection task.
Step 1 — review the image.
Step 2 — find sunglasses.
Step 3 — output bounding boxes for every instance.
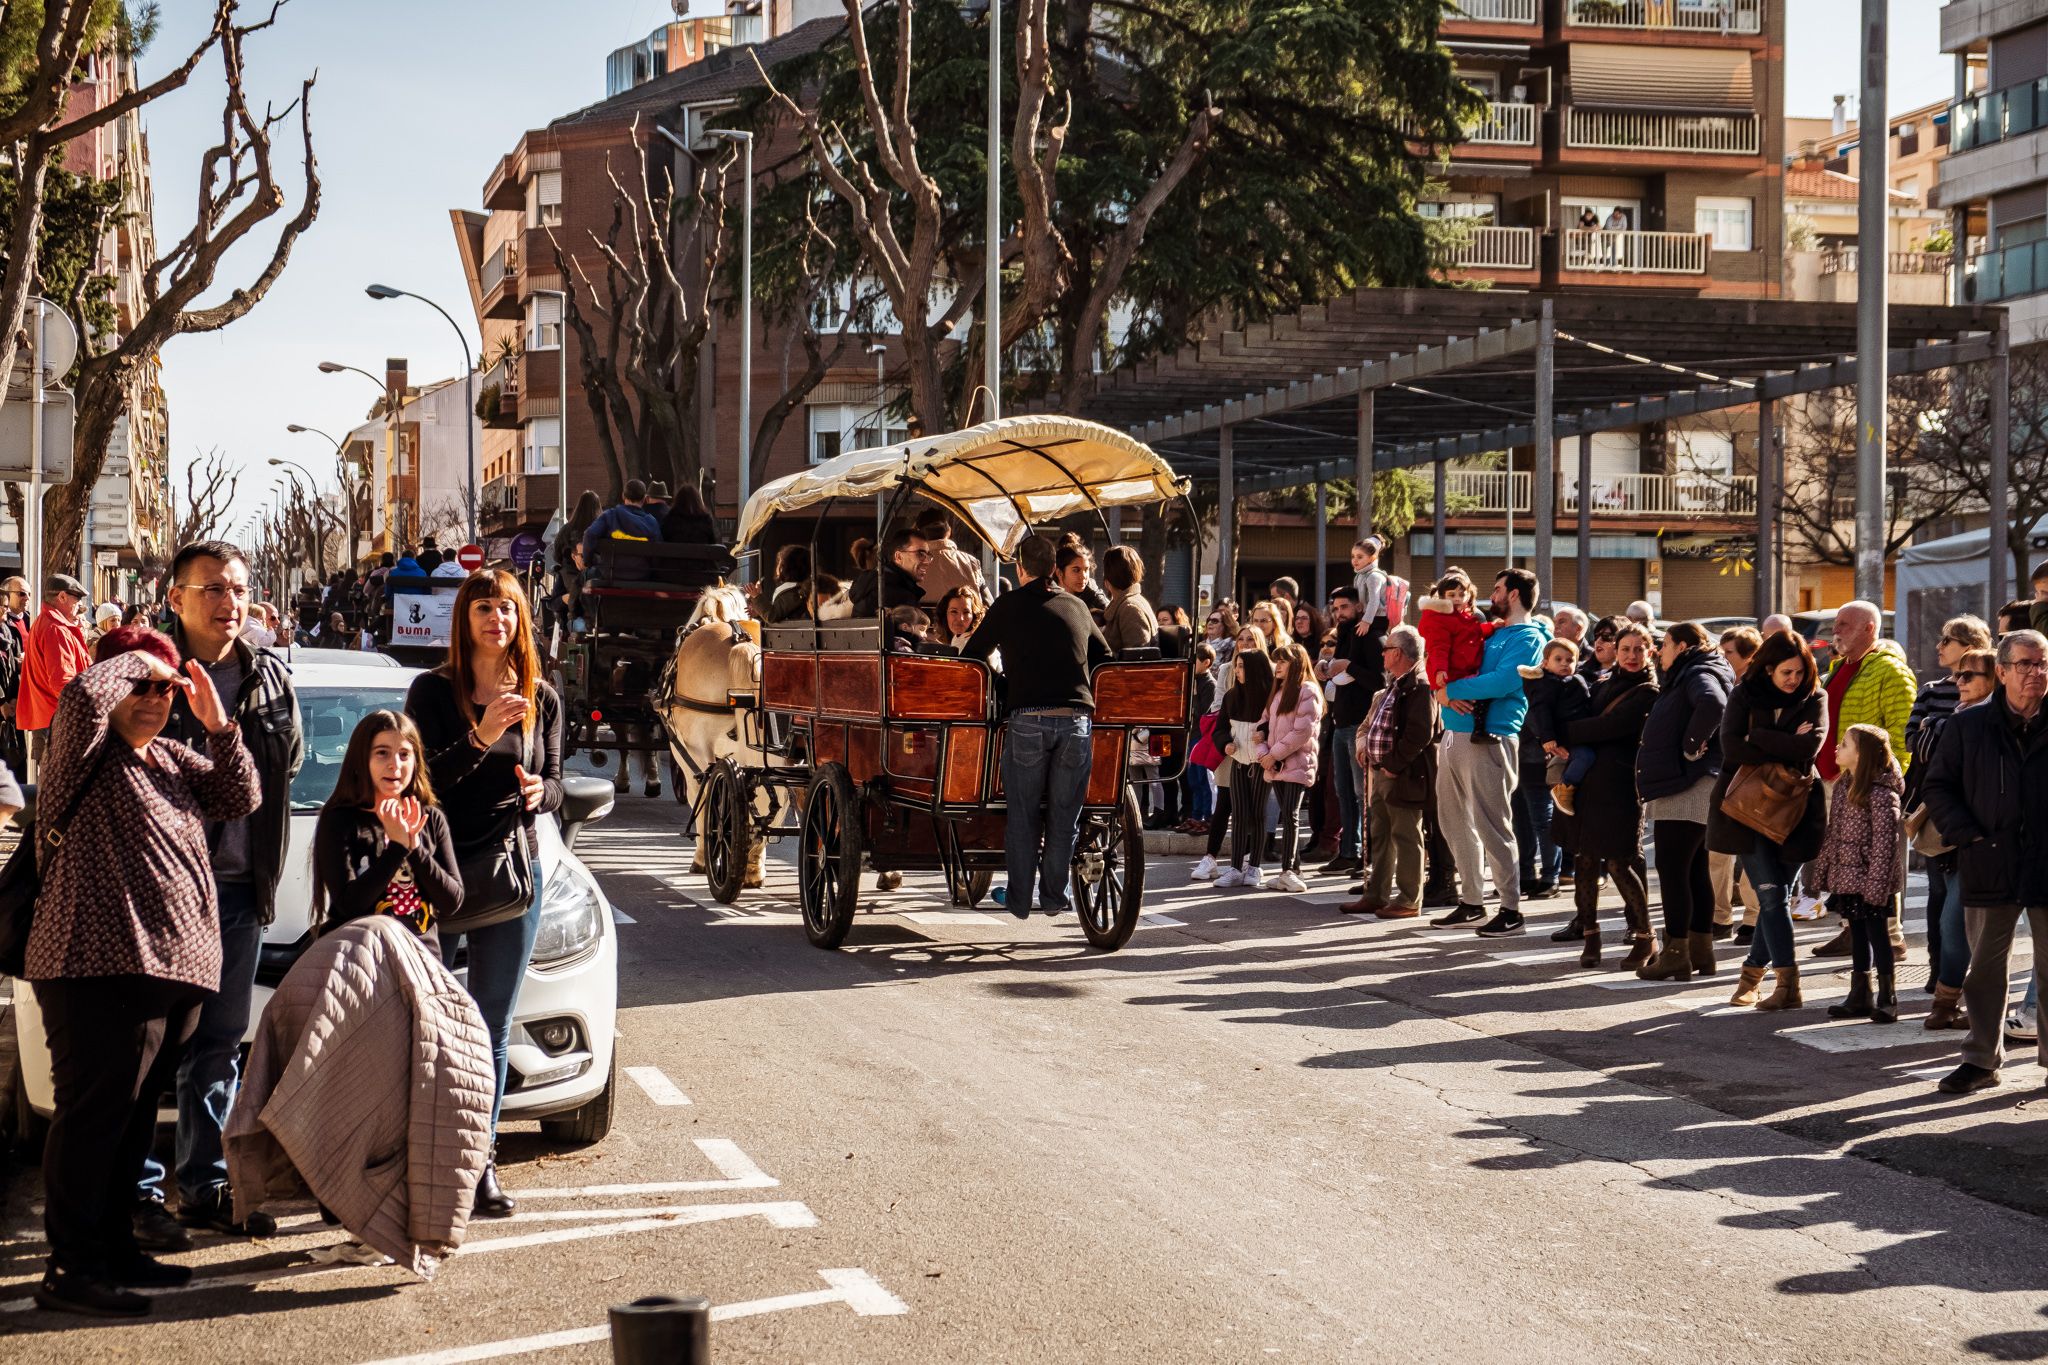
[129,678,177,699]
[1952,671,1991,683]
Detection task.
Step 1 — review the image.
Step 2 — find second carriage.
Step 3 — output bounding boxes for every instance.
[688,416,1197,953]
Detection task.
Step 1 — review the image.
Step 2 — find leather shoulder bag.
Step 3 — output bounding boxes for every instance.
[1719,760,1814,846]
[0,747,110,978]
[445,720,539,935]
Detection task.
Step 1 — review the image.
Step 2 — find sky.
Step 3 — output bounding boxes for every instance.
[134,0,1956,541]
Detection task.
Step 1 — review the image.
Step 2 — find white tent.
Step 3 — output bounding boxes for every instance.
[1895,517,2048,661]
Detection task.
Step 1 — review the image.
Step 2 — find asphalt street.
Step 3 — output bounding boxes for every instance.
[7,792,2048,1363]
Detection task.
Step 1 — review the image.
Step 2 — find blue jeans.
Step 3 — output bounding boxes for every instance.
[140,881,263,1203]
[1184,764,1214,823]
[444,868,545,1137]
[1561,745,1596,787]
[1513,759,1560,884]
[1927,863,1971,990]
[1331,724,1363,859]
[1739,844,1798,969]
[1001,711,1094,912]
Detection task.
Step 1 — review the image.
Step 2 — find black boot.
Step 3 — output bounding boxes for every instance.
[1871,962,1899,1025]
[1549,916,1586,942]
[1828,970,1875,1020]
[474,1151,516,1219]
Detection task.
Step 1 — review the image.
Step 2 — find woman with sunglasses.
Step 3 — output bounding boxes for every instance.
[21,626,258,1316]
[1909,631,1998,1028]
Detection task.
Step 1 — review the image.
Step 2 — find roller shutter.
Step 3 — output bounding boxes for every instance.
[1572,44,1753,110]
[1662,558,1755,622]
[1579,558,1644,619]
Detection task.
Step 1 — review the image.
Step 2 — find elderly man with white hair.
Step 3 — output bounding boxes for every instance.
[1340,624,1439,919]
[1552,605,1588,647]
[1811,598,1918,960]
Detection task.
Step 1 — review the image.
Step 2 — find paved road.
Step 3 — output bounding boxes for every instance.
[7,795,2048,1362]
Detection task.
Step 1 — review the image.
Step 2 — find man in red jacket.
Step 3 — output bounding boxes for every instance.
[18,574,90,760]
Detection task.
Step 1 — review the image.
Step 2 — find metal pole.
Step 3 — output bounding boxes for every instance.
[1313,480,1328,604]
[26,300,43,610]
[738,136,753,524]
[1355,386,1374,544]
[1432,457,1447,583]
[1216,425,1234,608]
[1575,433,1592,615]
[1756,398,1778,622]
[1854,0,1889,606]
[1990,314,2012,613]
[985,0,1001,424]
[1533,298,1555,612]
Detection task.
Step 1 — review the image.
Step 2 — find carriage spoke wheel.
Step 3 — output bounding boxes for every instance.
[701,759,750,905]
[799,763,863,950]
[1072,787,1146,951]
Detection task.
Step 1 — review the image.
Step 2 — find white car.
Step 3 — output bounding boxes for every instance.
[9,659,621,1148]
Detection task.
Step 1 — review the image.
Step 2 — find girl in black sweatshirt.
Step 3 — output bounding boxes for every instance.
[311,710,463,948]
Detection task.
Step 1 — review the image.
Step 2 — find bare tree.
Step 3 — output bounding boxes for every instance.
[171,444,239,548]
[746,187,868,491]
[40,4,320,579]
[1913,345,2048,597]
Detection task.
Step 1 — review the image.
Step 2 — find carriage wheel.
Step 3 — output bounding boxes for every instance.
[798,763,863,950]
[701,759,751,906]
[964,870,993,908]
[1071,786,1146,951]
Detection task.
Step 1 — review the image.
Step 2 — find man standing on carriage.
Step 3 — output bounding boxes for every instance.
[961,533,1112,919]
[850,525,929,619]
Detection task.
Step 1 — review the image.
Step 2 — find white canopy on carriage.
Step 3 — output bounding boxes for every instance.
[734,415,1186,555]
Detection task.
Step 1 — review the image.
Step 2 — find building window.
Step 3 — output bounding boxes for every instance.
[523,417,561,474]
[526,170,562,229]
[527,292,562,351]
[1895,122,1919,156]
[1694,197,1753,251]
[806,403,907,465]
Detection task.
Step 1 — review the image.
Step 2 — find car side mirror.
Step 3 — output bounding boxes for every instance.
[556,774,615,851]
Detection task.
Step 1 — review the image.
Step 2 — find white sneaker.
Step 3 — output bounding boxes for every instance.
[2008,1002,2039,1042]
[1191,854,1218,881]
[1274,870,1308,893]
[1214,866,1244,888]
[1790,894,1826,922]
[1243,865,1265,890]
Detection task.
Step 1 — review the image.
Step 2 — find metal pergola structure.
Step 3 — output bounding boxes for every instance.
[1075,288,2012,616]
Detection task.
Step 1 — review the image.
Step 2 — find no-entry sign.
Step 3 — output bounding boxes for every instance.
[457,543,485,572]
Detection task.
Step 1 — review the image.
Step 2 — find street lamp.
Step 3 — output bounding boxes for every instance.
[273,442,356,573]
[986,0,1000,424]
[366,283,477,546]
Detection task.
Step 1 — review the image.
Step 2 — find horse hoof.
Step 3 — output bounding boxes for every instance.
[875,870,903,892]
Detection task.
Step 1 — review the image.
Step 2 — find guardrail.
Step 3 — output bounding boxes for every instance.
[1820,248,1951,277]
[1566,0,1762,33]
[1565,106,1761,155]
[1465,101,1538,146]
[1563,228,1711,274]
[1441,226,1538,271]
[1564,473,1757,516]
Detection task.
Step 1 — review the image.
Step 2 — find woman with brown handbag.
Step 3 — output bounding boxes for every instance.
[1708,629,1828,1010]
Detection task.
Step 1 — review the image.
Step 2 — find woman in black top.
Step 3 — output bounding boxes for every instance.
[312,711,463,947]
[405,570,564,1219]
[1550,623,1658,969]
[660,480,719,546]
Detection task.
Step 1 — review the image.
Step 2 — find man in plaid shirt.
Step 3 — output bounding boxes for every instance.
[1341,624,1440,919]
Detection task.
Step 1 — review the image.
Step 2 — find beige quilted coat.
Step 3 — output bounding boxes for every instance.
[226,915,495,1278]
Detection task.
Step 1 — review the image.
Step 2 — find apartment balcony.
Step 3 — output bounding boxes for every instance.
[1443,0,1538,24]
[1463,101,1538,147]
[1427,470,1757,519]
[1788,247,1952,306]
[1563,228,1711,275]
[1963,239,2048,305]
[1564,0,1762,36]
[480,240,522,320]
[476,356,521,430]
[1441,225,1539,272]
[479,472,561,534]
[1563,106,1761,157]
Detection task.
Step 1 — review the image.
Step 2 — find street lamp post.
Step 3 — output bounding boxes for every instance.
[272,444,353,573]
[986,0,1001,424]
[366,284,477,546]
[319,360,395,555]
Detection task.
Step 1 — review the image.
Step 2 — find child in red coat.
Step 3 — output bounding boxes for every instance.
[1418,569,1496,744]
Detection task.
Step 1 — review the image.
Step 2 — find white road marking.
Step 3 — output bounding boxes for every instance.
[901,910,1001,926]
[626,1065,691,1106]
[1778,1021,1963,1054]
[357,1269,907,1365]
[1139,913,1186,927]
[459,1203,818,1256]
[611,907,636,925]
[511,1137,776,1198]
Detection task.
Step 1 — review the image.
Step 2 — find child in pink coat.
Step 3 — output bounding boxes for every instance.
[1256,643,1325,893]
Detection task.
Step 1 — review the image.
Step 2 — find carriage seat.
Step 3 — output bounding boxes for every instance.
[1113,646,1162,662]
[761,620,883,653]
[587,540,737,593]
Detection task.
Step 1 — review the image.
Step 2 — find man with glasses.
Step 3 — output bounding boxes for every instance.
[850,525,929,619]
[1924,630,2048,1094]
[131,541,303,1250]
[0,576,28,773]
[18,574,92,761]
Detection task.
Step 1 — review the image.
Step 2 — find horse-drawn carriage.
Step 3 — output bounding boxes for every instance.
[671,415,1196,953]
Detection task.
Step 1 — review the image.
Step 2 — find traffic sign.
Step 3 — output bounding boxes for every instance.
[0,388,74,483]
[457,543,485,572]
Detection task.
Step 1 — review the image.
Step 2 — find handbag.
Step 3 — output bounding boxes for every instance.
[1904,802,1952,857]
[445,722,539,935]
[0,748,110,978]
[1190,712,1224,770]
[1718,761,1814,845]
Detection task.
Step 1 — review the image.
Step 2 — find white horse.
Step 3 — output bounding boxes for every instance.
[658,586,771,887]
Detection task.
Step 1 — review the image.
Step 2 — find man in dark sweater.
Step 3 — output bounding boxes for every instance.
[962,533,1111,918]
[849,526,928,619]
[1316,586,1373,877]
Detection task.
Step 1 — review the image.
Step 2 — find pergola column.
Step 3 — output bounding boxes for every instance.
[1990,315,2011,613]
[1576,430,1592,615]
[1433,456,1448,583]
[1216,423,1236,609]
[1356,387,1375,547]
[1533,298,1556,611]
[1756,397,1778,622]
[1314,481,1329,604]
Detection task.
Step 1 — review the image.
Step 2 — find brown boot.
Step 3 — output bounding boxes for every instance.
[1687,931,1718,978]
[1340,895,1387,916]
[1729,964,1767,1007]
[1579,928,1602,968]
[1618,933,1655,973]
[1925,981,1969,1031]
[1756,963,1803,1011]
[1636,938,1693,982]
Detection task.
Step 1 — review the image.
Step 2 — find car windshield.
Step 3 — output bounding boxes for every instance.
[291,685,412,811]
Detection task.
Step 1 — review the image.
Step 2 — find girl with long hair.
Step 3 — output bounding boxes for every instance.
[312,711,463,944]
[1809,723,1907,1024]
[1216,646,1277,889]
[1257,643,1325,892]
[404,570,563,1219]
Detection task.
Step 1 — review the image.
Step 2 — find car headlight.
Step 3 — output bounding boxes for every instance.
[530,863,603,965]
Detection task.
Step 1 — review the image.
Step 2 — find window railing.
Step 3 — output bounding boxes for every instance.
[1464,101,1538,146]
[1951,76,2048,154]
[1566,0,1762,34]
[1819,247,1951,277]
[480,240,517,298]
[1565,107,1761,155]
[1965,240,2048,304]
[1446,0,1538,22]
[1431,471,1532,514]
[1563,473,1757,517]
[1563,229,1711,274]
[1441,226,1538,271]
